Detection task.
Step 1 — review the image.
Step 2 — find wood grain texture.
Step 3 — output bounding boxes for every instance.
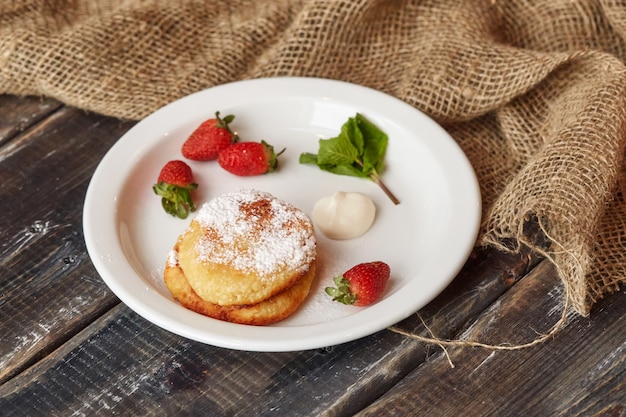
[357,260,626,417]
[0,303,405,416]
[0,98,135,383]
[1,93,624,417]
[0,95,62,146]
[0,246,542,416]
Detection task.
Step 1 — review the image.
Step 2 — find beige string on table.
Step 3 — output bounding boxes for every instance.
[3,0,625,352]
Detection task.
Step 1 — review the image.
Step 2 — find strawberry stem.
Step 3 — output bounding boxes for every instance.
[215,111,239,142]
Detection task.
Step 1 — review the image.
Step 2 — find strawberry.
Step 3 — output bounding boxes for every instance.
[325,261,390,306]
[217,140,285,176]
[182,111,238,161]
[153,160,198,219]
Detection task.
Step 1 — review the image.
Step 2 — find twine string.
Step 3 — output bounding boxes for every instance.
[388,281,572,368]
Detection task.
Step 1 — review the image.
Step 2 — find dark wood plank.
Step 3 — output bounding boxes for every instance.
[0,95,62,146]
[4,94,620,417]
[0,95,543,413]
[356,260,626,417]
[0,244,541,416]
[0,105,135,383]
[0,303,403,416]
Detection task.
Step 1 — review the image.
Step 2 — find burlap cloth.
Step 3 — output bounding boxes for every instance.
[3,0,626,320]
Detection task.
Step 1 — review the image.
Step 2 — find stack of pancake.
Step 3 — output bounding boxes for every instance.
[164,189,317,325]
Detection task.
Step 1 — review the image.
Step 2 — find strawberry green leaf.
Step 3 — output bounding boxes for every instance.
[153,182,197,219]
[214,111,239,141]
[325,275,358,305]
[221,114,235,125]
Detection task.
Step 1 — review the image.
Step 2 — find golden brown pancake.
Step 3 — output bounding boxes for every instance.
[164,260,316,325]
[164,189,317,325]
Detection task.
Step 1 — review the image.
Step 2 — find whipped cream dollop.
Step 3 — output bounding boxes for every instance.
[312,191,376,240]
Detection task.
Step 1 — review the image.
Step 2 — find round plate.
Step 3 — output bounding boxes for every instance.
[83,77,481,352]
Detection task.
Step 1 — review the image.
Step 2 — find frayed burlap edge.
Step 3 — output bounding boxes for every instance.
[387,50,626,361]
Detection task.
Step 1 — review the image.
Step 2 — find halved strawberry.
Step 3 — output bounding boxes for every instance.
[217,140,285,176]
[325,261,390,306]
[153,160,198,219]
[182,111,238,161]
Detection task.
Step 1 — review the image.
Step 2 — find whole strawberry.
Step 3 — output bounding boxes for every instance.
[153,160,198,219]
[182,111,238,161]
[217,140,284,176]
[325,261,390,306]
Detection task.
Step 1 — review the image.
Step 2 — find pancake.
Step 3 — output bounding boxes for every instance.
[164,260,316,325]
[164,189,317,325]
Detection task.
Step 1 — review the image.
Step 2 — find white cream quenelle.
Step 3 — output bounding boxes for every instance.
[312,191,376,240]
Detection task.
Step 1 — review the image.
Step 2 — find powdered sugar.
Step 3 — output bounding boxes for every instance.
[166,250,178,267]
[192,189,316,277]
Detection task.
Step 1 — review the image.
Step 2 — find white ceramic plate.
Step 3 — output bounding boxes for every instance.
[83,77,481,352]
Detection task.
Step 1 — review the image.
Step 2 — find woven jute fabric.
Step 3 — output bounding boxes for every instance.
[2,0,626,317]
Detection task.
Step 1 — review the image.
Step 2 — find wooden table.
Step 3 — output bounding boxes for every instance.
[0,93,624,416]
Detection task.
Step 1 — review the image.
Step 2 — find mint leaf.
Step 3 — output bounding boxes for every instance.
[319,163,366,178]
[343,117,364,154]
[300,113,399,204]
[356,113,388,173]
[316,134,359,166]
[299,152,319,165]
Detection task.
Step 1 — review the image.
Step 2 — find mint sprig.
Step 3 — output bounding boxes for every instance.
[299,113,400,205]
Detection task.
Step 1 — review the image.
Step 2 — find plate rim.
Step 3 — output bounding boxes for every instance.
[83,76,481,351]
